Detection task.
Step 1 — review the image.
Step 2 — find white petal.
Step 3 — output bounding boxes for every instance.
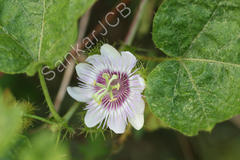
[121,51,137,73]
[86,55,101,65]
[128,114,144,130]
[86,55,111,72]
[138,76,145,88]
[67,87,93,103]
[100,44,121,61]
[129,74,145,93]
[107,110,126,134]
[127,96,145,114]
[75,63,96,84]
[84,107,105,128]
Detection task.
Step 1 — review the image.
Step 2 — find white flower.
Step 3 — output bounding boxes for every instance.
[67,44,145,134]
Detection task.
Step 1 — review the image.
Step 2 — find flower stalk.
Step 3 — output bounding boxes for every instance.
[63,102,80,122]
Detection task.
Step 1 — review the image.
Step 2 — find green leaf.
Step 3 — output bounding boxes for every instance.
[18,131,70,160]
[0,0,96,75]
[0,89,23,155]
[147,0,240,136]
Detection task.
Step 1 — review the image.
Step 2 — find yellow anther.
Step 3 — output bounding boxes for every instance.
[102,73,110,79]
[112,83,120,90]
[110,98,117,102]
[98,99,102,105]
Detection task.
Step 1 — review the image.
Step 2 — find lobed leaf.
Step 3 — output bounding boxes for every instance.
[147,0,240,136]
[0,0,96,75]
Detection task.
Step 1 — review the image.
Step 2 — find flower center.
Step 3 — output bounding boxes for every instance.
[93,73,120,104]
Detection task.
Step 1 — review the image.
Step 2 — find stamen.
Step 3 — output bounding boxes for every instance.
[109,90,114,100]
[106,75,118,88]
[93,88,106,104]
[94,82,105,88]
[102,73,110,83]
[93,73,120,104]
[110,98,117,102]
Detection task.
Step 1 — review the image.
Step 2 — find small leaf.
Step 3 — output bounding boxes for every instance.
[0,0,96,75]
[147,0,240,135]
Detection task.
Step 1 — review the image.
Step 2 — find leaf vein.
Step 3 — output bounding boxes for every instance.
[182,58,240,68]
[38,0,46,61]
[0,26,32,60]
[181,62,209,124]
[183,1,222,56]
[172,67,181,107]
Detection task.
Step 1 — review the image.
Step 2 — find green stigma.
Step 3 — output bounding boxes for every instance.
[93,73,120,104]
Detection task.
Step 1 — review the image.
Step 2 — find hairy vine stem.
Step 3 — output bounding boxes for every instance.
[23,113,55,125]
[38,69,62,122]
